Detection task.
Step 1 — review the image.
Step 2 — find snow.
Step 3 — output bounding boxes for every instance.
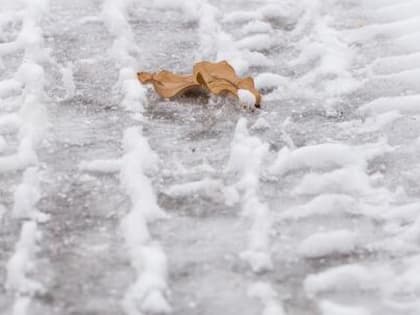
[238,89,256,108]
[360,94,420,114]
[2,0,420,313]
[226,118,272,273]
[292,167,384,196]
[2,1,50,313]
[0,79,22,98]
[12,167,49,222]
[304,264,391,296]
[338,111,402,134]
[223,11,261,24]
[278,194,357,221]
[255,73,289,90]
[99,1,171,312]
[119,68,147,112]
[60,63,75,98]
[79,159,122,174]
[0,203,6,220]
[194,0,276,75]
[0,63,49,173]
[122,243,171,315]
[271,140,392,177]
[251,117,270,131]
[372,51,420,75]
[319,301,371,315]
[119,127,170,314]
[288,12,360,99]
[102,0,147,112]
[236,34,273,51]
[382,202,420,225]
[241,21,273,36]
[248,282,286,315]
[297,230,358,258]
[79,124,173,315]
[0,135,6,152]
[6,221,44,295]
[372,1,420,22]
[270,143,365,176]
[165,177,223,198]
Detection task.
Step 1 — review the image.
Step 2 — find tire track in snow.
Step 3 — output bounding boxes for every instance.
[265,0,420,314]
[225,118,286,314]
[21,0,138,314]
[136,1,294,314]
[0,0,51,314]
[81,1,173,314]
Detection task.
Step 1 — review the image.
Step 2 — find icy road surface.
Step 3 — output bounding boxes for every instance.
[1,0,420,314]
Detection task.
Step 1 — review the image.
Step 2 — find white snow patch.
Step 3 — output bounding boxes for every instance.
[338,111,402,134]
[304,264,391,296]
[248,282,286,315]
[119,127,171,314]
[278,194,358,220]
[3,1,49,314]
[0,135,6,152]
[0,203,6,220]
[270,140,391,176]
[122,242,171,315]
[270,144,365,176]
[118,68,147,112]
[236,34,273,51]
[292,166,382,196]
[238,89,256,108]
[391,255,420,295]
[102,1,147,112]
[381,202,420,225]
[6,221,44,295]
[79,159,122,174]
[251,117,270,131]
[120,127,166,221]
[165,178,223,199]
[241,21,273,35]
[359,95,420,114]
[145,0,200,21]
[0,113,22,133]
[223,11,262,24]
[291,14,359,99]
[298,230,358,258]
[194,0,274,75]
[319,300,371,315]
[226,118,273,273]
[12,167,49,222]
[0,79,22,98]
[255,73,289,90]
[61,62,75,98]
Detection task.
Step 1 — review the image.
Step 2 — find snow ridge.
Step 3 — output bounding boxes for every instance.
[1,0,51,313]
[226,118,272,273]
[193,0,280,77]
[271,1,420,312]
[226,118,286,312]
[100,1,171,314]
[102,0,147,112]
[358,0,420,115]
[120,127,171,315]
[80,128,171,315]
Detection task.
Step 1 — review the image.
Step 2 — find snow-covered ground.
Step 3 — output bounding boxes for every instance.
[1,0,420,314]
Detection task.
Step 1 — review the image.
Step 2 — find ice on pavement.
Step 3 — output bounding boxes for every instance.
[2,0,420,314]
